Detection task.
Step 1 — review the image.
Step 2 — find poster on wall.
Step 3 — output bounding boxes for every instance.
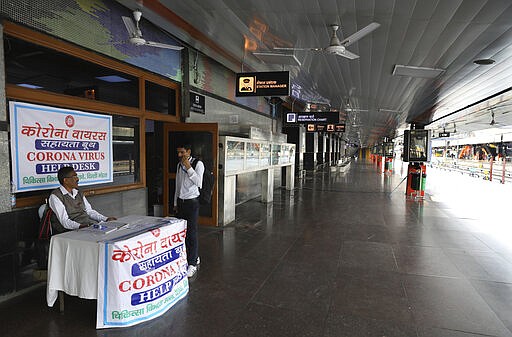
[9,101,113,192]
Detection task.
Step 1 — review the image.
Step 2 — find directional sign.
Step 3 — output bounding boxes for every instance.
[305,123,346,132]
[438,132,450,137]
[285,112,339,125]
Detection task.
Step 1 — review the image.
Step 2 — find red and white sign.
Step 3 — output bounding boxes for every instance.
[97,219,188,328]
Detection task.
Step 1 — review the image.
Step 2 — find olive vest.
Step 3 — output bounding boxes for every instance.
[50,188,97,233]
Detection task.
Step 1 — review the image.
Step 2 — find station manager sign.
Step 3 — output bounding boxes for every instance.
[9,101,113,192]
[236,71,290,97]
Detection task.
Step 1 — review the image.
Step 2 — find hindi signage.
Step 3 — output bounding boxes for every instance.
[97,219,189,328]
[9,101,113,192]
[285,112,340,125]
[236,71,289,97]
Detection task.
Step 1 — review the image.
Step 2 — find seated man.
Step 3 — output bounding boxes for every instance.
[48,166,116,233]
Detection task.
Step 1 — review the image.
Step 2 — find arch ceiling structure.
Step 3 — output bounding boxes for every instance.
[117,0,512,146]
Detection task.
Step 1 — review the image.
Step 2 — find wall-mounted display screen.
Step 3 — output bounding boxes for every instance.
[403,130,431,162]
[384,142,394,158]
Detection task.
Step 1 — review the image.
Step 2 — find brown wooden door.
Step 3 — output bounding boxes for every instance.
[163,123,218,226]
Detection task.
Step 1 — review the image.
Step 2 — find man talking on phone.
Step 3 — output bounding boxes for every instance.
[174,144,204,278]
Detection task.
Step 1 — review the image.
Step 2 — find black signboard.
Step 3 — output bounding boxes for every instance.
[285,112,339,125]
[438,132,450,137]
[190,92,205,114]
[236,71,289,97]
[306,123,345,132]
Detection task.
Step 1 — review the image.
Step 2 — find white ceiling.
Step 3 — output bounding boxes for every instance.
[117,0,512,146]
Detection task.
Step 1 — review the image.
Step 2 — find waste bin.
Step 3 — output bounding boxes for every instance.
[410,172,421,190]
[420,172,427,191]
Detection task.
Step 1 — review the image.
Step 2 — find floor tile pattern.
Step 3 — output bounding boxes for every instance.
[2,161,512,336]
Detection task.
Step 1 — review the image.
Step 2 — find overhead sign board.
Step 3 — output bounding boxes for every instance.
[306,124,346,132]
[438,132,450,137]
[285,112,340,125]
[334,124,346,132]
[190,92,205,114]
[235,71,289,97]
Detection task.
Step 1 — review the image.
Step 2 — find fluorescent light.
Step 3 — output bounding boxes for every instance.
[17,83,43,89]
[392,65,445,78]
[95,75,131,83]
[252,52,301,67]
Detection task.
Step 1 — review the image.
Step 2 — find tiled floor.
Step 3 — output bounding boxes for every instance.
[3,160,512,336]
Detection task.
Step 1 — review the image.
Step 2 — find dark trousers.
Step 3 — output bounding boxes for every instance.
[177,197,200,266]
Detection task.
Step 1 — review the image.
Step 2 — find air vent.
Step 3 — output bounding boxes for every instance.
[252,52,301,67]
[392,65,444,78]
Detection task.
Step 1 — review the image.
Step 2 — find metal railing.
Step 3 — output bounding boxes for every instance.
[429,158,512,183]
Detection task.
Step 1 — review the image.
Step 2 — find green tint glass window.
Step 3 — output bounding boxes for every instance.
[246,143,260,169]
[226,141,245,172]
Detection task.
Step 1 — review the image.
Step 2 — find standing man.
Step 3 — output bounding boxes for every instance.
[174,144,204,278]
[49,166,117,233]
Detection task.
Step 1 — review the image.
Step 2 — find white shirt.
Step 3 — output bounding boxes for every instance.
[174,157,204,206]
[48,186,108,230]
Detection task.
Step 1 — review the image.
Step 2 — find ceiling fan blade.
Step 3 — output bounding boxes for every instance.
[340,22,380,47]
[335,49,359,59]
[145,41,184,50]
[273,47,322,51]
[98,40,128,46]
[122,16,138,38]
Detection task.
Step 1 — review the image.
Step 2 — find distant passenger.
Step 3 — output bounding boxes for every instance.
[48,166,116,233]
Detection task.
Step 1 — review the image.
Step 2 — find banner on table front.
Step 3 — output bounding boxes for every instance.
[97,220,189,329]
[9,101,113,192]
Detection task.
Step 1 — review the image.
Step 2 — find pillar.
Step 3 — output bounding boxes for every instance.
[317,133,324,165]
[219,175,236,225]
[261,168,274,203]
[285,165,295,190]
[304,132,317,170]
[0,23,10,213]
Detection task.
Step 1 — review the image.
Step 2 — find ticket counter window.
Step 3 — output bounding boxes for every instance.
[102,115,141,186]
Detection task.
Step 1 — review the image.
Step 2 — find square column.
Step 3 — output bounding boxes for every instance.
[261,168,274,203]
[285,165,295,190]
[219,175,236,225]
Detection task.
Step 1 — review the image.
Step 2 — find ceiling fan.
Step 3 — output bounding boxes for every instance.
[488,109,505,126]
[471,108,506,127]
[120,9,184,50]
[274,22,380,59]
